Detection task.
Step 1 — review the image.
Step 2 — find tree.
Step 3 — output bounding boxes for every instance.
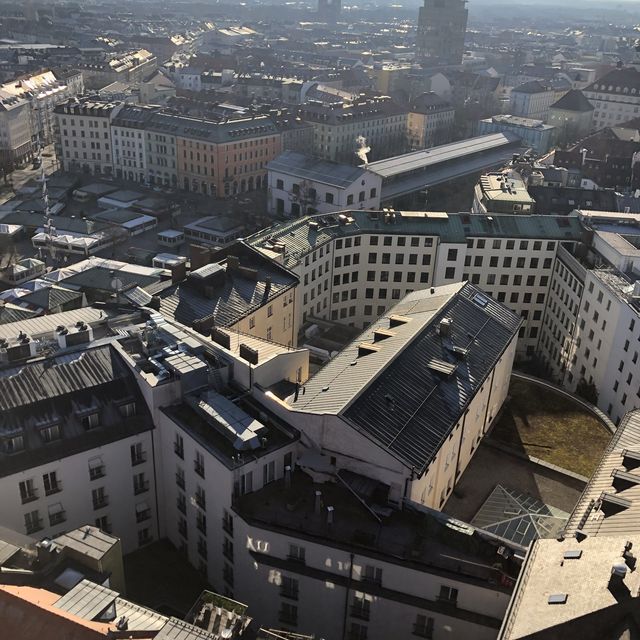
[575,378,599,405]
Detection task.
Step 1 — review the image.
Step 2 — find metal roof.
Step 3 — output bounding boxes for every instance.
[364,133,520,179]
[55,579,118,620]
[155,617,217,640]
[292,283,520,473]
[565,408,640,538]
[248,211,584,270]
[0,307,108,341]
[268,150,371,188]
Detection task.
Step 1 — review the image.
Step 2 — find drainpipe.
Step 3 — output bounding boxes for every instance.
[341,552,355,640]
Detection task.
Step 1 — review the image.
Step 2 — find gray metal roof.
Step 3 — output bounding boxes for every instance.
[248,211,584,270]
[268,150,371,188]
[155,617,217,640]
[53,526,118,560]
[292,283,521,473]
[55,579,118,620]
[365,133,520,179]
[565,408,640,538]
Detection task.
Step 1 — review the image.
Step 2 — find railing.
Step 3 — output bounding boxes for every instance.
[93,496,109,510]
[26,518,43,534]
[49,511,66,526]
[131,452,147,467]
[134,481,150,495]
[45,484,62,497]
[136,509,151,523]
[89,466,105,481]
[21,491,38,505]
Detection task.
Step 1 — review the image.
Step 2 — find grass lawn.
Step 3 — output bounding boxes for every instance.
[123,539,210,616]
[490,379,611,477]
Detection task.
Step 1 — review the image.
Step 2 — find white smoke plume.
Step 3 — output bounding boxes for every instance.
[355,135,370,165]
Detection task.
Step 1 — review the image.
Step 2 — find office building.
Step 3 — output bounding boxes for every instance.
[416,0,468,66]
[407,92,456,149]
[476,115,556,154]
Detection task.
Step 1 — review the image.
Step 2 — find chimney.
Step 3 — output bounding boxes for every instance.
[171,261,187,284]
[438,318,452,337]
[327,506,334,525]
[315,490,322,514]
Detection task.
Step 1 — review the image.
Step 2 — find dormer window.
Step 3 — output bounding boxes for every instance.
[119,401,136,418]
[82,412,100,430]
[5,434,24,454]
[41,424,61,443]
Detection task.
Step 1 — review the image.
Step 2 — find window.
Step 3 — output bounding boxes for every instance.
[349,622,368,640]
[40,423,61,443]
[239,471,253,496]
[351,592,371,620]
[130,443,146,466]
[263,460,275,485]
[438,585,458,604]
[95,515,111,534]
[325,192,334,204]
[24,510,42,534]
[279,602,298,626]
[347,194,354,205]
[362,565,382,585]
[138,528,151,547]
[445,267,455,279]
[82,412,100,430]
[43,471,60,496]
[48,502,66,527]
[195,450,205,478]
[174,434,184,458]
[281,575,299,600]
[88,457,105,480]
[413,614,434,638]
[288,544,306,563]
[223,509,234,535]
[276,178,284,190]
[447,248,457,261]
[136,502,151,523]
[92,486,108,510]
[119,401,136,418]
[133,472,148,495]
[19,479,37,504]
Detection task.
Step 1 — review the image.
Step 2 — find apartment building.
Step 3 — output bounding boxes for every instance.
[77,49,157,90]
[407,92,455,150]
[248,210,583,360]
[583,66,640,132]
[509,81,557,121]
[54,99,122,175]
[111,104,158,182]
[476,114,556,154]
[0,333,158,554]
[416,0,468,65]
[547,89,594,145]
[472,171,536,214]
[299,97,408,164]
[267,150,382,217]
[0,93,31,170]
[145,111,179,187]
[538,211,640,426]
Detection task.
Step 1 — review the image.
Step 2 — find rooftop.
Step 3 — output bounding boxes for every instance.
[478,172,536,204]
[290,283,520,473]
[550,89,594,113]
[268,150,373,189]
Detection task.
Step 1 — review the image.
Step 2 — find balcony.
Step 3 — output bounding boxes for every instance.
[89,466,105,481]
[176,473,185,490]
[21,491,38,505]
[134,481,149,495]
[26,518,43,534]
[131,452,147,467]
[93,496,109,510]
[45,483,62,497]
[49,511,66,527]
[194,460,205,479]
[174,443,184,459]
[136,509,151,523]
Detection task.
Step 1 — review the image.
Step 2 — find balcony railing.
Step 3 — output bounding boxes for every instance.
[136,509,151,523]
[131,452,147,467]
[45,484,62,497]
[26,518,43,534]
[21,491,38,505]
[93,496,109,510]
[134,481,149,495]
[89,466,105,481]
[49,511,66,527]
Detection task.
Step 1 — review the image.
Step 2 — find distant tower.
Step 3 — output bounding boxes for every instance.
[417,0,468,66]
[318,0,341,23]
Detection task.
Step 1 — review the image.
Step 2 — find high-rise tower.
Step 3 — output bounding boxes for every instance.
[416,0,468,66]
[318,0,341,23]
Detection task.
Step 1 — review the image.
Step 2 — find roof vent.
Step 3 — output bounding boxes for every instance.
[389,314,410,328]
[373,329,394,342]
[600,492,632,516]
[548,593,567,605]
[437,318,452,337]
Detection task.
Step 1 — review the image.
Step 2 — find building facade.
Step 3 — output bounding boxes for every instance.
[583,66,640,132]
[416,0,468,66]
[476,115,556,154]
